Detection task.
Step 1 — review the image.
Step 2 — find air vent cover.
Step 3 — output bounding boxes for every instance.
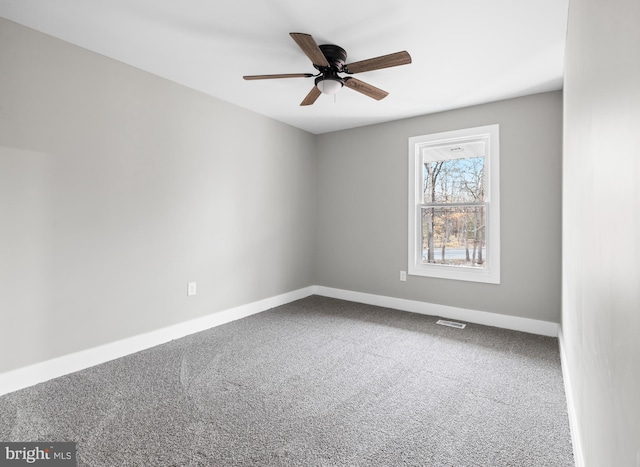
[436,319,466,329]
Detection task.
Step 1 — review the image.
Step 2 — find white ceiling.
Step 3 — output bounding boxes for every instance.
[0,0,568,134]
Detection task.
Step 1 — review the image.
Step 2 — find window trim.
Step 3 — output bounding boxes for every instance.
[408,124,500,284]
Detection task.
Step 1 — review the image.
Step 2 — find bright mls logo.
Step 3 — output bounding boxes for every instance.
[0,443,76,466]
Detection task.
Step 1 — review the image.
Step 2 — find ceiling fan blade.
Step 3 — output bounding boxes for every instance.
[344,51,411,74]
[300,86,322,106]
[290,32,330,68]
[243,73,314,80]
[344,77,389,100]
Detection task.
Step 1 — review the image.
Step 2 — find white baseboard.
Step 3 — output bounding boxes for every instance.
[0,285,559,397]
[558,326,584,467]
[313,286,559,337]
[0,286,316,397]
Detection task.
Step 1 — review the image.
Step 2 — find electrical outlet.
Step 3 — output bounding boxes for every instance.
[400,271,407,281]
[187,282,197,296]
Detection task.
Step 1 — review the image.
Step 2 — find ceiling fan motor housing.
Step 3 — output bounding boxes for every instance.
[317,44,348,70]
[315,44,347,93]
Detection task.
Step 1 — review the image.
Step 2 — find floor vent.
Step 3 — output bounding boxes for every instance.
[436,319,466,329]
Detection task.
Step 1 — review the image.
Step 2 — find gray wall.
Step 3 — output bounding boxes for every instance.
[563,0,640,464]
[0,18,316,373]
[316,92,563,323]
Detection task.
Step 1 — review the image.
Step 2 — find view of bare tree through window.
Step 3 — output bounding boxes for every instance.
[410,125,498,282]
[421,154,486,268]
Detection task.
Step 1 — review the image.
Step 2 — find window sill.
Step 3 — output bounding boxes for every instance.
[408,264,500,284]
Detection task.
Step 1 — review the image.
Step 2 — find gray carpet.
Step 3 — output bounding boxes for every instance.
[0,296,574,466]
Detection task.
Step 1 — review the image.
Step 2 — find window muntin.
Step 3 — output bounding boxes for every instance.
[408,125,500,283]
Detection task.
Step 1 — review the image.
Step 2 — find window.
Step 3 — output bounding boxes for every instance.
[408,124,500,283]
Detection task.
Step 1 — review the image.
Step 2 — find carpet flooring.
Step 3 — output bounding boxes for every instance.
[0,296,574,466]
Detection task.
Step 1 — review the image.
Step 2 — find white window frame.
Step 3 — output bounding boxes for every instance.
[408,124,500,284]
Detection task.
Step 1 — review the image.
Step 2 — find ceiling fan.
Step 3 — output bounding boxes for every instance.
[243,33,412,106]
